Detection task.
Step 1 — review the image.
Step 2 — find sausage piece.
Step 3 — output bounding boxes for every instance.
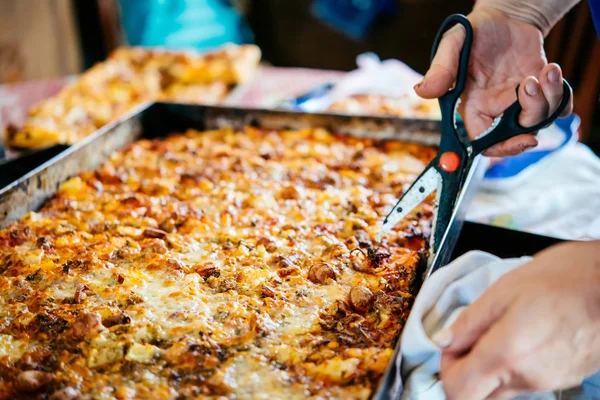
[307,263,336,284]
[349,286,374,313]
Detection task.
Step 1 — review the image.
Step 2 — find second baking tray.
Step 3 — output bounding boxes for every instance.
[0,104,485,399]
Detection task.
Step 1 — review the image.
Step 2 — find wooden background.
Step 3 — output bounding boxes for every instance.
[0,0,81,83]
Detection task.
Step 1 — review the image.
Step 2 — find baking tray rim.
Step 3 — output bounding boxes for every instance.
[0,101,153,198]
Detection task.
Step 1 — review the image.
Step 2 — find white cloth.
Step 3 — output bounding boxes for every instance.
[468,142,600,241]
[324,52,424,104]
[396,250,553,400]
[397,249,600,399]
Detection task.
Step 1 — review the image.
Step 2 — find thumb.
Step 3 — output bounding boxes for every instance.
[483,76,548,157]
[415,24,466,99]
[517,76,550,128]
[432,282,512,354]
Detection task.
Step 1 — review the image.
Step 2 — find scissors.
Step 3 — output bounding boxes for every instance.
[378,14,572,255]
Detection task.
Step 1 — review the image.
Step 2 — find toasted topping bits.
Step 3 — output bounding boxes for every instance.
[260,284,276,298]
[35,314,69,336]
[349,246,393,274]
[71,313,103,339]
[8,227,31,246]
[277,266,300,278]
[142,238,168,254]
[50,387,79,400]
[102,313,132,328]
[36,236,51,250]
[366,247,392,269]
[121,196,142,206]
[195,263,218,278]
[74,284,92,304]
[279,186,300,200]
[272,255,294,269]
[166,258,184,271]
[15,370,54,392]
[143,227,168,239]
[256,237,277,252]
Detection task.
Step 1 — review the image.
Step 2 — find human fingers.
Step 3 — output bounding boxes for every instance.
[440,346,505,400]
[414,24,466,99]
[539,63,573,117]
[432,276,514,354]
[487,387,523,400]
[482,134,539,157]
[517,76,551,131]
[483,76,548,157]
[441,305,522,400]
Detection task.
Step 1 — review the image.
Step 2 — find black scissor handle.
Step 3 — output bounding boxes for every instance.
[470,79,572,155]
[432,14,473,105]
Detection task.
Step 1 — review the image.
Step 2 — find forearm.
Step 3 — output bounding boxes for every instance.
[475,0,581,36]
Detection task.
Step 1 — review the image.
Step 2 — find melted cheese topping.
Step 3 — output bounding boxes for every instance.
[0,127,436,399]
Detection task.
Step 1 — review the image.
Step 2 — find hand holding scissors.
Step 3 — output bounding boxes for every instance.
[378,14,572,256]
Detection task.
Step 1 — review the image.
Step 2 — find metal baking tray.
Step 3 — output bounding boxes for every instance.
[0,104,485,400]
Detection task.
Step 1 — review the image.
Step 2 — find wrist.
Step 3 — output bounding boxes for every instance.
[562,240,600,297]
[474,0,580,36]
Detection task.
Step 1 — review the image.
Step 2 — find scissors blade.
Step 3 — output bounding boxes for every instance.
[378,166,442,240]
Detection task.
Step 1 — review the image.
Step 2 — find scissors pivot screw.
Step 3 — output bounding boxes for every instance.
[439,151,461,173]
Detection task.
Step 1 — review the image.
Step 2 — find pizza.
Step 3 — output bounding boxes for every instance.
[4,45,261,150]
[0,127,435,399]
[327,93,441,120]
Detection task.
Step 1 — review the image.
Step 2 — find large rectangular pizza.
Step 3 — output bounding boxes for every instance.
[0,127,435,399]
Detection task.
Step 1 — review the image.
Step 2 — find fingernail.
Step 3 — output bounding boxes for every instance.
[548,68,560,83]
[525,79,539,96]
[414,80,423,90]
[523,142,537,152]
[432,328,453,348]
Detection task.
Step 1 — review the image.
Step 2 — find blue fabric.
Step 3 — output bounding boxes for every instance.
[118,0,253,50]
[590,0,600,37]
[311,0,395,39]
[484,114,579,180]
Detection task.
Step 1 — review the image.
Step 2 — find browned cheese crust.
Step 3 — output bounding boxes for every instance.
[0,127,436,399]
